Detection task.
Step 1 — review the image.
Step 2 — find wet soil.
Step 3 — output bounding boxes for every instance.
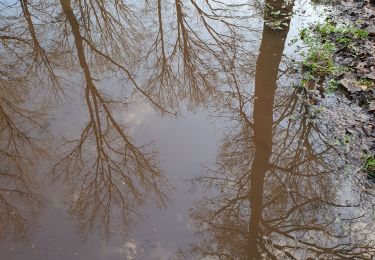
[304,0,375,182]
[334,0,375,107]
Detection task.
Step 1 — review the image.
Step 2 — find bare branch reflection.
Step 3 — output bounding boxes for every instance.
[50,0,170,237]
[2,0,259,238]
[145,0,258,108]
[48,0,259,237]
[0,77,41,239]
[187,1,375,259]
[1,0,373,254]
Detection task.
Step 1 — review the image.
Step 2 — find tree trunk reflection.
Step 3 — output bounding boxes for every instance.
[248,1,294,258]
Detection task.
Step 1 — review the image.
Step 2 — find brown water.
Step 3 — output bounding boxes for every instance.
[0,0,374,259]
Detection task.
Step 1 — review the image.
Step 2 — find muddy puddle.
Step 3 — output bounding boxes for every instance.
[0,0,374,259]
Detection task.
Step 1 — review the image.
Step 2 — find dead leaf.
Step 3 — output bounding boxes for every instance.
[364,71,375,80]
[365,24,375,36]
[356,62,368,74]
[340,77,368,92]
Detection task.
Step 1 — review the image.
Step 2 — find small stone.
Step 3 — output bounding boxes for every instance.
[368,101,375,112]
[365,24,375,36]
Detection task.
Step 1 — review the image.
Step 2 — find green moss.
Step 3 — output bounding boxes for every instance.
[358,78,374,88]
[315,21,338,37]
[326,79,339,94]
[314,20,368,41]
[352,28,369,39]
[337,36,352,45]
[299,20,368,90]
[301,41,345,78]
[363,154,375,179]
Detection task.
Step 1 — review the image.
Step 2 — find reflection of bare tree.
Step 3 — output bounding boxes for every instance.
[0,8,46,238]
[48,0,258,237]
[0,83,41,239]
[1,0,71,98]
[145,0,257,108]
[1,0,171,238]
[50,0,170,237]
[5,0,356,245]
[2,0,258,238]
[188,1,375,259]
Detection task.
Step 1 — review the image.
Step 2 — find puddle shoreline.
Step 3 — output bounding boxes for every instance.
[295,0,375,184]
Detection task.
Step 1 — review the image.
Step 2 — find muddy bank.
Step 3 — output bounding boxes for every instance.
[299,0,375,183]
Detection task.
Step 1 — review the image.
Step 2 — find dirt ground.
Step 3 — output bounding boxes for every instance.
[313,0,375,183]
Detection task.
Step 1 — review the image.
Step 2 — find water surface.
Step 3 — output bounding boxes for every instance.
[0,0,374,259]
